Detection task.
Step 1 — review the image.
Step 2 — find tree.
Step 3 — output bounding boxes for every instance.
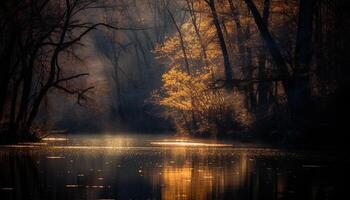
[0,0,139,140]
[205,0,234,91]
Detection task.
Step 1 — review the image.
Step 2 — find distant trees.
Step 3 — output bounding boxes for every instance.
[153,0,347,137]
[90,0,175,132]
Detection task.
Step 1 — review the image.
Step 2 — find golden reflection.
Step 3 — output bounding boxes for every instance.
[162,166,194,200]
[160,148,249,200]
[42,137,68,141]
[151,141,232,147]
[65,184,79,188]
[46,156,65,159]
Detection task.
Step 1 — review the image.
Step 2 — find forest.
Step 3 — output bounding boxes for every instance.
[0,0,349,144]
[1,1,350,199]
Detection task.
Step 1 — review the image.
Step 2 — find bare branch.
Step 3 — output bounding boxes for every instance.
[55,73,89,84]
[54,85,94,106]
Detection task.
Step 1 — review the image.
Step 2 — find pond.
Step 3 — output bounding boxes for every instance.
[0,134,347,200]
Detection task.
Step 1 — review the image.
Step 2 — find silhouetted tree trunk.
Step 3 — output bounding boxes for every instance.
[0,24,17,121]
[206,0,233,91]
[228,0,245,64]
[111,35,124,120]
[293,0,316,117]
[257,0,271,109]
[244,27,256,111]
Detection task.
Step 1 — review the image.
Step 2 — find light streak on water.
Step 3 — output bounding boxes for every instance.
[150,141,232,147]
[42,137,68,141]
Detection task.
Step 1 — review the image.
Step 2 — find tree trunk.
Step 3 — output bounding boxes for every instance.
[228,0,245,57]
[293,0,316,117]
[0,26,17,122]
[257,0,271,108]
[167,8,191,74]
[186,0,210,70]
[111,33,124,120]
[207,0,233,91]
[244,27,256,111]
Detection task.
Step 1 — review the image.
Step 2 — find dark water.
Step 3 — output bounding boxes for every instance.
[0,134,348,200]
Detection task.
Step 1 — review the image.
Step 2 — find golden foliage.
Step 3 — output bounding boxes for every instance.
[151,0,257,136]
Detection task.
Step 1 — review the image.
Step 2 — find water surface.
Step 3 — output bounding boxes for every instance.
[0,134,347,200]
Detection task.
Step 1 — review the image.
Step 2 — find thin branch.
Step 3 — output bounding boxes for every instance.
[55,73,89,84]
[54,85,94,105]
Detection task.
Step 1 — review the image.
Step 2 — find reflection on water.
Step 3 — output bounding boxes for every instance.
[0,134,348,200]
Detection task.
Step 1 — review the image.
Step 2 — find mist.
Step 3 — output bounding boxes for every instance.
[37,0,183,134]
